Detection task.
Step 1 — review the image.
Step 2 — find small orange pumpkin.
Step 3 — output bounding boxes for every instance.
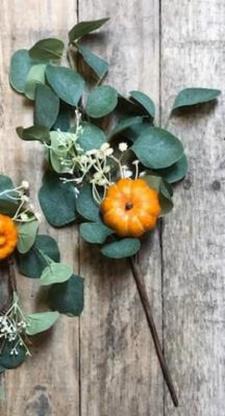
[101,178,160,237]
[0,214,18,260]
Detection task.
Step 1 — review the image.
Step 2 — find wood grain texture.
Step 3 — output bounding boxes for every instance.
[161,1,225,415]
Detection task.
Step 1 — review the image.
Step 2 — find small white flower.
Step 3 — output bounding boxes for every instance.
[86,149,98,156]
[21,195,29,202]
[118,142,128,152]
[100,143,110,151]
[132,160,140,166]
[105,148,114,157]
[139,171,147,177]
[123,169,133,178]
[21,180,29,190]
[20,212,29,222]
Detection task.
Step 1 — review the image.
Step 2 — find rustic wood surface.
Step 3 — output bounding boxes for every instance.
[0,0,224,415]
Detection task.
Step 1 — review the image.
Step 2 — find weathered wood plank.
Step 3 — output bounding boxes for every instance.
[161,1,225,415]
[0,1,80,415]
[78,2,164,415]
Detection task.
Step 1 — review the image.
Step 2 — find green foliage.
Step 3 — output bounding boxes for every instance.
[69,18,110,42]
[24,64,46,100]
[143,175,173,216]
[29,38,64,60]
[40,262,73,286]
[76,185,99,221]
[101,238,141,259]
[78,45,108,79]
[39,172,77,227]
[34,84,60,128]
[0,340,27,369]
[77,122,106,151]
[0,175,19,216]
[17,220,39,254]
[16,125,50,143]
[9,49,33,93]
[109,116,143,138]
[129,90,155,118]
[156,154,188,184]
[80,222,113,244]
[172,88,221,111]
[52,103,72,132]
[46,65,85,106]
[86,85,118,118]
[26,311,60,335]
[18,234,60,278]
[132,127,184,169]
[48,275,84,316]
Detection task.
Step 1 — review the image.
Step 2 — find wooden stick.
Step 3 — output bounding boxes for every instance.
[129,256,179,407]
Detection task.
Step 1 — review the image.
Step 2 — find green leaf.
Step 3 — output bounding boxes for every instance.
[69,17,110,42]
[9,49,33,93]
[78,45,108,78]
[26,311,59,335]
[76,185,99,221]
[86,85,118,118]
[0,175,19,216]
[17,234,60,278]
[77,122,106,151]
[156,154,188,184]
[52,103,72,132]
[16,125,50,144]
[80,222,112,244]
[17,220,39,254]
[39,172,77,227]
[24,64,46,100]
[131,127,184,169]
[129,90,155,118]
[101,238,141,259]
[46,65,85,106]
[34,84,60,129]
[29,38,64,60]
[143,175,173,216]
[40,262,73,286]
[0,340,27,369]
[48,275,84,316]
[172,88,221,111]
[109,116,143,138]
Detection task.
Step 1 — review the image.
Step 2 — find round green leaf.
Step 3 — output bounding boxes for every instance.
[76,185,99,221]
[52,103,72,132]
[78,45,108,79]
[46,65,85,106]
[9,49,33,93]
[101,238,141,259]
[34,84,60,128]
[17,220,39,254]
[131,127,184,169]
[129,90,155,118]
[17,234,60,278]
[109,116,143,139]
[172,88,221,111]
[39,172,77,227]
[0,175,19,216]
[16,125,50,144]
[49,275,84,316]
[0,340,27,369]
[156,154,188,184]
[69,18,110,42]
[24,64,46,100]
[86,85,118,118]
[40,262,73,286]
[80,222,112,244]
[26,311,59,336]
[78,122,106,151]
[29,38,64,60]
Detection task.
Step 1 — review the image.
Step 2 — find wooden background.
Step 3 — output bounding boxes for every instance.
[0,0,225,415]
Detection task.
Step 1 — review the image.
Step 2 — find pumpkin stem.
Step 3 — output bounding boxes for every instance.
[129,256,179,408]
[125,202,133,210]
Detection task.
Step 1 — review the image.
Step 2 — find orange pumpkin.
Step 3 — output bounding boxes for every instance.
[101,178,160,237]
[0,214,18,260]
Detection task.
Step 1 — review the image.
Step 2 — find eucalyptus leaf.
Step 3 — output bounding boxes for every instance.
[77,122,106,151]
[17,220,39,254]
[86,85,118,118]
[143,175,173,216]
[16,125,50,144]
[40,262,73,286]
[26,311,60,335]
[52,103,72,132]
[78,45,108,78]
[109,116,143,138]
[129,90,155,118]
[0,175,19,216]
[101,238,141,259]
[34,84,60,128]
[29,38,64,60]
[48,275,84,316]
[156,154,188,183]
[131,127,184,169]
[46,65,85,106]
[24,64,46,100]
[172,87,221,111]
[0,340,27,369]
[69,18,110,42]
[39,172,77,227]
[80,222,113,244]
[9,49,33,93]
[76,185,99,221]
[17,234,60,278]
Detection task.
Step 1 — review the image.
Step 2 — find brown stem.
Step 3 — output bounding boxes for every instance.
[129,256,178,407]
[8,256,17,293]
